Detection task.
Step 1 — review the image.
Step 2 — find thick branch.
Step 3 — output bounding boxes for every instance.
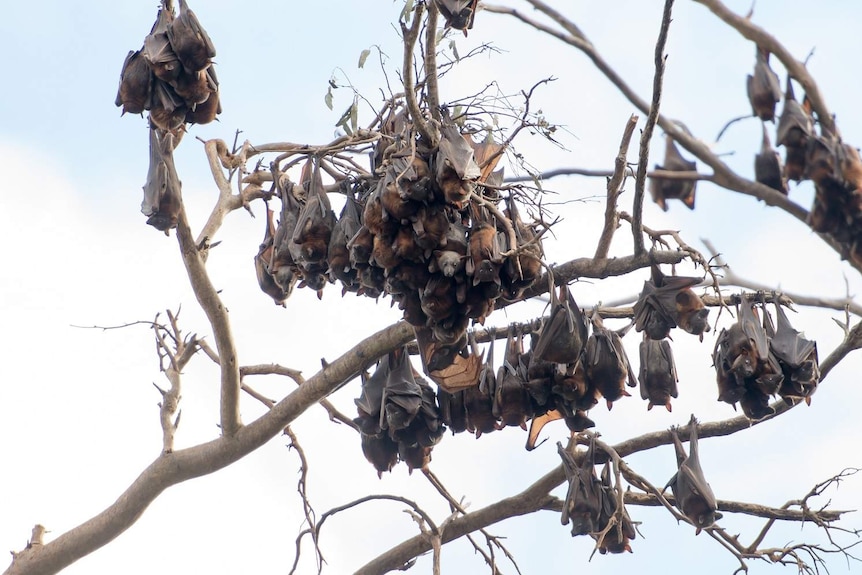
[3,321,414,575]
[175,205,242,437]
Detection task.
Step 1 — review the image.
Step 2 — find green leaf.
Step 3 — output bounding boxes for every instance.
[449,39,460,62]
[324,86,333,111]
[358,48,371,69]
[400,0,414,24]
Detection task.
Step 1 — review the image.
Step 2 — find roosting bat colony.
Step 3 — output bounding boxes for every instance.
[115,0,849,556]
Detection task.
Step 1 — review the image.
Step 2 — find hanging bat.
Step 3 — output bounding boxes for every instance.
[166,0,216,73]
[254,207,293,305]
[170,66,211,109]
[141,128,182,233]
[115,49,153,115]
[362,180,396,236]
[533,282,589,365]
[464,335,497,437]
[148,80,187,133]
[633,264,709,340]
[360,433,399,478]
[328,194,362,288]
[746,47,782,122]
[494,327,532,429]
[435,122,481,208]
[381,347,423,438]
[380,162,421,222]
[649,135,696,211]
[558,438,604,536]
[501,196,543,299]
[413,205,449,252]
[389,152,432,203]
[739,300,770,365]
[772,302,819,403]
[584,315,637,410]
[434,0,479,34]
[755,123,787,194]
[639,338,678,412]
[292,158,337,265]
[354,358,389,435]
[421,274,459,321]
[776,78,813,182]
[712,327,745,406]
[395,372,445,473]
[740,386,774,420]
[143,7,180,83]
[467,207,503,286]
[595,462,636,554]
[437,387,468,434]
[347,225,374,267]
[429,249,466,278]
[664,414,722,533]
[185,87,220,125]
[270,177,302,292]
[388,262,430,295]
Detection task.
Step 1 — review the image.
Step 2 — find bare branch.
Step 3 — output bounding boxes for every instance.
[633,0,674,255]
[174,204,242,437]
[594,114,638,260]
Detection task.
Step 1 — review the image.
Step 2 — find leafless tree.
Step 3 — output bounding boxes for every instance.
[6,1,862,574]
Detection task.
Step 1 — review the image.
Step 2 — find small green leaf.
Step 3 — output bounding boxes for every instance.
[449,39,460,62]
[358,48,371,69]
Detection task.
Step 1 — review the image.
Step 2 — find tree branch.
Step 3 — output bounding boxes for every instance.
[633,0,674,256]
[594,114,638,260]
[3,321,414,575]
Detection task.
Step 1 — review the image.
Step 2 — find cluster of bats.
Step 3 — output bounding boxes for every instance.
[255,108,545,390]
[713,298,819,420]
[116,0,220,132]
[651,45,862,265]
[116,0,220,233]
[354,263,722,474]
[558,415,721,554]
[354,347,445,476]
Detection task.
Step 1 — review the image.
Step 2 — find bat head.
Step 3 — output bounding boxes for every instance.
[435,250,465,277]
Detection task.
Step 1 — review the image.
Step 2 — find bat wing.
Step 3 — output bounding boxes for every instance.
[771,302,816,367]
[739,300,770,361]
[533,284,587,364]
[526,409,562,451]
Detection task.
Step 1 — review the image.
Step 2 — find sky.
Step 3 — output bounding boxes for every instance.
[2,1,862,574]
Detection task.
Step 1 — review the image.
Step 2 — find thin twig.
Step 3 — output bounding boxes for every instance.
[633,0,674,256]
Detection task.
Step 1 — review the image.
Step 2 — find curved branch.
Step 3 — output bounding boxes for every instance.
[3,321,414,575]
[484,3,862,274]
[691,0,834,134]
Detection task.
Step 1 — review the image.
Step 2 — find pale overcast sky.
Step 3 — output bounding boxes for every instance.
[1,1,861,574]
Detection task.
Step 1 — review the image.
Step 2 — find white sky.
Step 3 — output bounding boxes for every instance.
[1,1,861,574]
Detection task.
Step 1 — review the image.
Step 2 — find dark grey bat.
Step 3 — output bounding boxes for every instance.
[533,282,588,365]
[141,128,182,233]
[639,338,678,412]
[665,414,722,533]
